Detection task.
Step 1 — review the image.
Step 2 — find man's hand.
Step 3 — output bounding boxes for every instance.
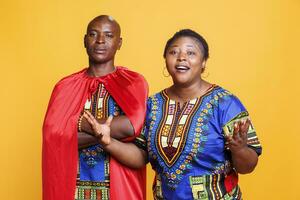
[83,111,113,146]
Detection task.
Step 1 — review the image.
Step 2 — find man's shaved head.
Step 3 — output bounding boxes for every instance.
[84,15,123,65]
[87,15,121,37]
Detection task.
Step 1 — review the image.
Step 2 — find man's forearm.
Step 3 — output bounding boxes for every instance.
[81,115,134,139]
[78,132,98,149]
[110,115,134,138]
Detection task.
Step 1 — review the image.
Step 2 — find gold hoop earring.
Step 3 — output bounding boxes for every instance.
[163,67,170,77]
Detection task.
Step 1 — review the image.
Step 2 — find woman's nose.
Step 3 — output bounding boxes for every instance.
[177,52,187,61]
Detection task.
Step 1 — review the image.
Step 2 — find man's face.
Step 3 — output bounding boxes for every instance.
[84,19,122,64]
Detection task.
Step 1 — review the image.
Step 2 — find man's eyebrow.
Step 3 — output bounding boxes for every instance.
[87,29,113,33]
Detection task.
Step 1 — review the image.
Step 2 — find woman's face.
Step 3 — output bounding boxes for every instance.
[165,36,206,86]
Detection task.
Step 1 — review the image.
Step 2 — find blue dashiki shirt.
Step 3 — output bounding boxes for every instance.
[136,85,262,200]
[75,83,124,200]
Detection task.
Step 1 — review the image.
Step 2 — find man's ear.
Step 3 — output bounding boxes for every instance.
[84,35,87,48]
[118,37,123,50]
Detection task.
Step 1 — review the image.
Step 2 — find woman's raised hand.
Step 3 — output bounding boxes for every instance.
[83,111,113,146]
[226,119,250,154]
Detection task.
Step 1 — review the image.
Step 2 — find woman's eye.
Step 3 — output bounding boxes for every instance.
[169,50,177,55]
[187,51,196,55]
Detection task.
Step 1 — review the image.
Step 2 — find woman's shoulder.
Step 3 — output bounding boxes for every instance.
[210,85,231,95]
[209,85,241,103]
[210,85,249,125]
[145,90,168,110]
[207,85,247,116]
[148,89,166,100]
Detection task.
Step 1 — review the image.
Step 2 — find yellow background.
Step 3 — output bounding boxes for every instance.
[1,0,299,199]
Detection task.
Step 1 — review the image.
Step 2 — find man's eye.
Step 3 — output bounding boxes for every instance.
[89,32,96,37]
[106,34,113,38]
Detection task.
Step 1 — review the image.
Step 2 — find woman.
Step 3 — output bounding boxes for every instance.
[84,29,262,200]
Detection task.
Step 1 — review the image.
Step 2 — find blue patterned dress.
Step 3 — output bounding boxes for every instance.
[136,85,262,200]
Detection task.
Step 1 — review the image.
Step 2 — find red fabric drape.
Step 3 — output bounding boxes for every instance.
[224,171,239,193]
[42,67,148,200]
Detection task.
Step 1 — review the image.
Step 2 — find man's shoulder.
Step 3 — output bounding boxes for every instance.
[117,66,144,77]
[116,66,148,83]
[50,68,87,93]
[56,68,87,85]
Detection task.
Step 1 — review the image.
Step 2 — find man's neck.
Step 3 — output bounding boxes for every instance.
[87,62,116,77]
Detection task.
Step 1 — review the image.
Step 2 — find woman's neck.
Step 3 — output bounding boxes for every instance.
[167,79,212,103]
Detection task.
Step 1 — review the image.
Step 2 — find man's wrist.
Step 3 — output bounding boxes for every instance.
[77,114,84,132]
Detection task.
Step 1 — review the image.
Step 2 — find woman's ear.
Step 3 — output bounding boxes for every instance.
[201,60,206,73]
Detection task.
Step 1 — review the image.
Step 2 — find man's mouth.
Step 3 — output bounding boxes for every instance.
[94,48,107,54]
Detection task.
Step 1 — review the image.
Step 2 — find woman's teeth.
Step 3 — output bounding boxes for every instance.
[175,65,189,71]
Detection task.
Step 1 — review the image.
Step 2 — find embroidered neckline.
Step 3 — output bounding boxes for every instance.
[162,84,218,104]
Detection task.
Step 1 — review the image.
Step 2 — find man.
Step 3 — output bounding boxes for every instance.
[43,15,148,200]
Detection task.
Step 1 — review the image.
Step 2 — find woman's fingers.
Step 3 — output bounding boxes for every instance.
[105,115,113,126]
[230,120,249,143]
[85,111,98,124]
[81,111,112,142]
[83,112,94,125]
[239,119,250,140]
[83,111,102,136]
[232,121,240,140]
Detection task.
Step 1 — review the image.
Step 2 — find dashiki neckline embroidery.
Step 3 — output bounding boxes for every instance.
[156,90,202,167]
[148,86,233,188]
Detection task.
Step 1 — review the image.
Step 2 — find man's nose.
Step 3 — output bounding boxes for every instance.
[96,34,105,44]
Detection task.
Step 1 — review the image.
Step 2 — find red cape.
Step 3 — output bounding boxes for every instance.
[42,67,148,200]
